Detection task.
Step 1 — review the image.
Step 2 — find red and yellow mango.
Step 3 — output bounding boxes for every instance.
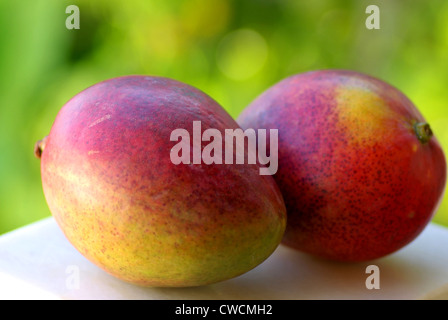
[238,70,446,261]
[37,76,286,286]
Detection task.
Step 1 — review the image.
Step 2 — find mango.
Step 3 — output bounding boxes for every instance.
[238,70,446,261]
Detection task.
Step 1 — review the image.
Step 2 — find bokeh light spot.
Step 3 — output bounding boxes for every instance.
[216,29,268,81]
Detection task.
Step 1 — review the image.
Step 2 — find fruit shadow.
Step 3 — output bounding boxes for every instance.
[147,244,438,300]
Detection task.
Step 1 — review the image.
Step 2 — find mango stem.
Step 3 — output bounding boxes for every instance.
[414,122,433,144]
[34,136,48,159]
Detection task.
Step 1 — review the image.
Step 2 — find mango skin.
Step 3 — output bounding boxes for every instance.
[238,70,447,262]
[40,76,286,287]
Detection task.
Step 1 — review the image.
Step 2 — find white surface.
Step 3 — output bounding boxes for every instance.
[1,217,448,300]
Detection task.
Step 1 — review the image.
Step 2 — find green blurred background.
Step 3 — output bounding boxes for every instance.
[1,0,448,235]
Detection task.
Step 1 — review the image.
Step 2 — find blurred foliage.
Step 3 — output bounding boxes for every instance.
[1,0,448,234]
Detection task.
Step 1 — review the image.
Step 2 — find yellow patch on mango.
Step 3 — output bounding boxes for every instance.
[335,85,398,146]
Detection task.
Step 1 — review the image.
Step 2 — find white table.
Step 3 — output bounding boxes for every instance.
[1,217,448,300]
